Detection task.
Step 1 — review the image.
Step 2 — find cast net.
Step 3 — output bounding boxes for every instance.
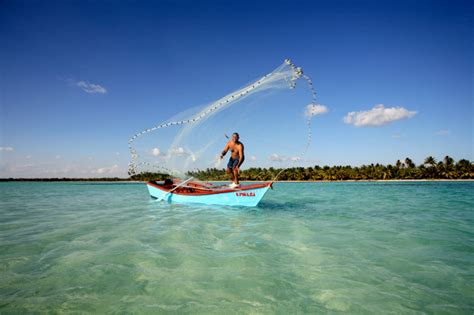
[128,59,323,181]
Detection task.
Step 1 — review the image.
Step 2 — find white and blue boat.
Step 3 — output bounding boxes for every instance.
[147,180,272,207]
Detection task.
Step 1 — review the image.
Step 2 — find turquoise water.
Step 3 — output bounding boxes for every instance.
[0,181,473,313]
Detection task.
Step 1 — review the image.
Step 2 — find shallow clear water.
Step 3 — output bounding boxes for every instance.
[0,181,473,313]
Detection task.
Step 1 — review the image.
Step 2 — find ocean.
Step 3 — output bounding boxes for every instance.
[1,181,473,313]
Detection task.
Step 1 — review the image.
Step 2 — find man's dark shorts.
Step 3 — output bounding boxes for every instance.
[227,157,239,170]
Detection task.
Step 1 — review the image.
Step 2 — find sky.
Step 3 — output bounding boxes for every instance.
[0,0,472,178]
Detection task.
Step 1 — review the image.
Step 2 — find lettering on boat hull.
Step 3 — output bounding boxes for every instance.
[236,192,256,197]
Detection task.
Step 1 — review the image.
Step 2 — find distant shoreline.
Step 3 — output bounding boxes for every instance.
[278,179,474,183]
[4,156,470,182]
[1,179,473,183]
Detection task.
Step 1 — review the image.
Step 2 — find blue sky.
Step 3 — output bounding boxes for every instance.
[1,0,472,178]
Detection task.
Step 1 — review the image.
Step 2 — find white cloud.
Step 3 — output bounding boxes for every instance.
[435,130,450,136]
[250,155,257,161]
[305,104,328,117]
[151,147,189,159]
[93,164,119,175]
[9,163,35,172]
[269,154,302,163]
[76,80,107,94]
[0,147,14,152]
[0,160,128,178]
[169,147,188,156]
[269,154,285,162]
[62,77,107,94]
[343,104,416,127]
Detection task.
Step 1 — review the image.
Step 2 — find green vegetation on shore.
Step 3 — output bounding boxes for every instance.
[0,177,128,182]
[132,156,473,181]
[1,156,472,182]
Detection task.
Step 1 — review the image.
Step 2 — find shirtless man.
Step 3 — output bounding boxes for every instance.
[220,132,245,188]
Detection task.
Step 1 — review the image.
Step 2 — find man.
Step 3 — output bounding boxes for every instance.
[220,132,245,188]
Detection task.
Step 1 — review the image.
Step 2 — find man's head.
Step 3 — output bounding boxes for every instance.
[232,132,240,141]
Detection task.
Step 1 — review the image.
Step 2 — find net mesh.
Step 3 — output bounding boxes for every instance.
[128,59,321,181]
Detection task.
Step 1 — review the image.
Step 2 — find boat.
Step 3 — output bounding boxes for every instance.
[146,180,272,206]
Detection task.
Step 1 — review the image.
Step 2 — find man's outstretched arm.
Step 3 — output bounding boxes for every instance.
[220,142,230,159]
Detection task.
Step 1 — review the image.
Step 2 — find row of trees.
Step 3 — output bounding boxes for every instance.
[130,156,473,181]
[5,156,468,181]
[0,177,127,182]
[189,156,473,181]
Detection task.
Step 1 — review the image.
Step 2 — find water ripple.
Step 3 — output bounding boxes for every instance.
[0,181,473,313]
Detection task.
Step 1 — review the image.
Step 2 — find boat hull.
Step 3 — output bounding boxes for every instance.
[146,182,271,207]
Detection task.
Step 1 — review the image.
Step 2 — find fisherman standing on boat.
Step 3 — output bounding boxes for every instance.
[220,132,245,188]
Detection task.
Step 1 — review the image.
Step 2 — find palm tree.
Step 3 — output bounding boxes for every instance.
[455,159,473,179]
[396,160,402,169]
[416,165,426,179]
[423,156,438,178]
[443,156,454,169]
[424,156,437,167]
[404,157,415,169]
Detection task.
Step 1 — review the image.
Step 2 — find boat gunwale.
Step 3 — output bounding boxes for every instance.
[147,181,272,196]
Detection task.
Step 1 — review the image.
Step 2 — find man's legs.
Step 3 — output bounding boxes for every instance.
[226,167,235,183]
[233,167,239,185]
